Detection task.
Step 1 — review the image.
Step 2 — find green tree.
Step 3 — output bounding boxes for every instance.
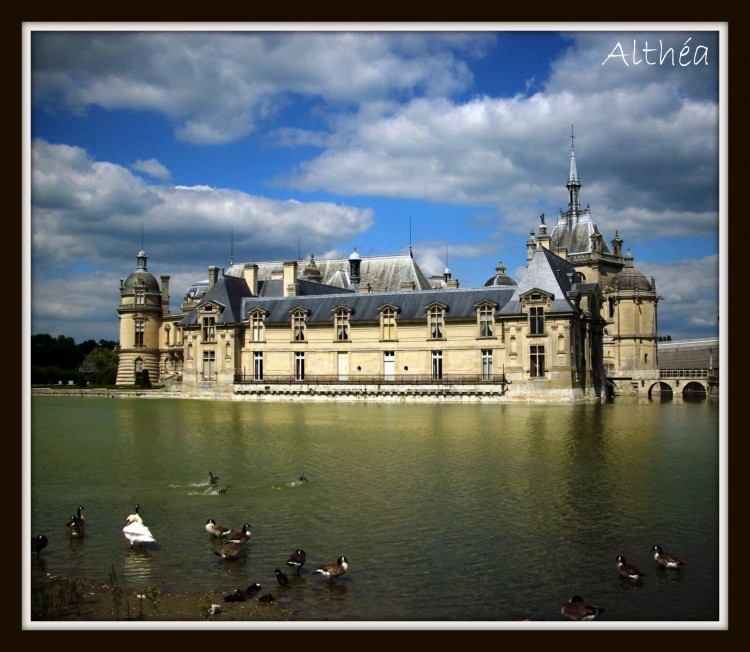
[84,348,120,386]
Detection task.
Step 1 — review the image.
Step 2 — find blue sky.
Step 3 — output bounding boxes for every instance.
[24,24,725,344]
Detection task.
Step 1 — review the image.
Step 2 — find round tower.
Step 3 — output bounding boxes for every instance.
[115,248,164,385]
[603,249,662,374]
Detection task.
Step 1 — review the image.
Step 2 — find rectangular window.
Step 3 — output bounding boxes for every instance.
[336,312,350,341]
[384,351,395,381]
[202,316,216,342]
[253,352,263,381]
[481,349,493,381]
[293,314,306,341]
[135,290,145,305]
[382,308,397,340]
[429,307,444,339]
[251,315,264,342]
[134,320,145,347]
[295,352,305,381]
[530,345,545,378]
[432,350,443,380]
[530,306,545,335]
[202,350,216,380]
[479,306,494,337]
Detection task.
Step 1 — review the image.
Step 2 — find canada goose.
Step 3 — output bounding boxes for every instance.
[66,505,85,537]
[616,555,644,580]
[561,595,603,621]
[209,472,220,485]
[286,549,307,574]
[652,545,686,568]
[314,556,349,583]
[32,534,48,558]
[205,518,231,538]
[215,525,251,559]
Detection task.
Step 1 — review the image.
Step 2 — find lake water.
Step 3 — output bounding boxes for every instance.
[26,394,725,629]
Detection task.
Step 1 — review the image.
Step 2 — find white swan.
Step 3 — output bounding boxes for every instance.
[123,504,156,548]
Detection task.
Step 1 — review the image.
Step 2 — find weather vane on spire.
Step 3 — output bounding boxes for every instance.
[571,124,575,150]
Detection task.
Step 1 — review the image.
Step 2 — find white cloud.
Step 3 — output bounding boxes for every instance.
[131,158,171,182]
[32,31,493,145]
[30,139,375,272]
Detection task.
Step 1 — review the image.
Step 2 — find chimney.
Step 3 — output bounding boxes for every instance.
[208,266,219,289]
[243,263,259,295]
[160,275,170,316]
[283,260,298,297]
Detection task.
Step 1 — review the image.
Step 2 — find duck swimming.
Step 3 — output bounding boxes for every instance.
[561,595,603,621]
[32,534,48,558]
[66,505,85,537]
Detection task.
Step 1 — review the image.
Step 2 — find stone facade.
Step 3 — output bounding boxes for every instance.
[115,137,661,400]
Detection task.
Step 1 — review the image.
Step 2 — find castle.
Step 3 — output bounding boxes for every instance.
[115,138,662,401]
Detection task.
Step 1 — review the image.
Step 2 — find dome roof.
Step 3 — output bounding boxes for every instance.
[123,269,160,293]
[122,249,160,293]
[484,261,518,287]
[613,250,652,291]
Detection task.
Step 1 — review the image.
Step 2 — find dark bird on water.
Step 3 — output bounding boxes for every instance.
[217,487,230,495]
[66,505,85,537]
[275,568,290,587]
[223,582,262,602]
[652,545,686,568]
[225,523,252,541]
[314,556,349,583]
[561,595,604,621]
[32,534,48,558]
[209,471,220,485]
[616,555,645,580]
[258,593,275,603]
[215,524,251,560]
[286,549,307,574]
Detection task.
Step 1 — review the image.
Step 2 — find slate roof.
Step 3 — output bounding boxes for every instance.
[498,246,586,316]
[225,253,432,292]
[179,274,250,326]
[241,286,517,325]
[549,211,613,256]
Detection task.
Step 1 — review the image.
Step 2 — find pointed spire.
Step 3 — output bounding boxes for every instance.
[567,125,581,217]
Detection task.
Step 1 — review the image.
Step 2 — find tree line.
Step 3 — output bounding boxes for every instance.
[31,333,119,387]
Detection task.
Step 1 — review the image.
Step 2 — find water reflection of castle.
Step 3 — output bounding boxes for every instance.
[116,136,665,400]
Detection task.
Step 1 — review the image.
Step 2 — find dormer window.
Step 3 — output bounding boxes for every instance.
[476,302,496,338]
[333,307,351,341]
[135,289,145,305]
[250,310,266,342]
[379,305,399,341]
[291,309,307,341]
[427,304,446,340]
